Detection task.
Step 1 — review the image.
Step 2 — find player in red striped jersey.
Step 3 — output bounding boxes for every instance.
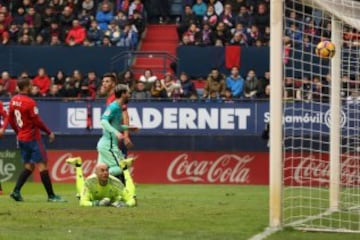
[8,77,66,202]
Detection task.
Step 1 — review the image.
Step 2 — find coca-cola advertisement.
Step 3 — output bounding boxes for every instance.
[32,150,360,185]
[33,151,269,184]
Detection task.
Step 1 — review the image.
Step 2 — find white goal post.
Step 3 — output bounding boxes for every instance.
[270,0,360,233]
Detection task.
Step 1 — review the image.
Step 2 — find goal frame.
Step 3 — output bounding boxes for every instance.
[269,0,343,229]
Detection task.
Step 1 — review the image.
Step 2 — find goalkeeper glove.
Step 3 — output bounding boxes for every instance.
[112,201,127,208]
[99,197,111,206]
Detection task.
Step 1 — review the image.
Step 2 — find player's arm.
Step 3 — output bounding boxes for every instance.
[30,102,52,135]
[7,105,18,135]
[122,107,133,147]
[101,106,123,139]
[0,103,9,137]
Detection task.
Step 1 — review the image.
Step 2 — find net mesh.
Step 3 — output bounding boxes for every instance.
[283,0,360,232]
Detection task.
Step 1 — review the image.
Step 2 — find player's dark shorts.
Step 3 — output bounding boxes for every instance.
[18,140,47,163]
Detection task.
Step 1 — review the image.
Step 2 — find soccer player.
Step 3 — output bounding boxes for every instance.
[0,100,8,194]
[66,84,137,200]
[8,77,66,202]
[80,162,135,207]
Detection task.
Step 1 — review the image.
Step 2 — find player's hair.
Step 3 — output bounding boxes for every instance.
[102,73,116,83]
[17,77,31,91]
[114,84,129,98]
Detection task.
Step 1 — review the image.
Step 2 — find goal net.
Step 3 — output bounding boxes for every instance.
[271,0,360,233]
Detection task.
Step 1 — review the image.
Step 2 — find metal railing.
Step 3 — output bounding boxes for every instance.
[110,51,178,76]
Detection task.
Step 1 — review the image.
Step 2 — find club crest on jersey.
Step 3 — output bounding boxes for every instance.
[34,107,39,114]
[103,110,111,116]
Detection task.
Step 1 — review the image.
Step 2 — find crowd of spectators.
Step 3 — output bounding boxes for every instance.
[0,0,145,48]
[177,0,270,47]
[0,66,271,101]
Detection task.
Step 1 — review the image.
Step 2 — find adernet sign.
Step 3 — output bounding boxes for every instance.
[32,150,360,186]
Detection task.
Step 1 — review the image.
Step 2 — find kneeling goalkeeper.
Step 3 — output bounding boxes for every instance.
[80,162,135,207]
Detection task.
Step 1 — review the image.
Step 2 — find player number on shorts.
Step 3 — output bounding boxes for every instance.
[14,109,23,128]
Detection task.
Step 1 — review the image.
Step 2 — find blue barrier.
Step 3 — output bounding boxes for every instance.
[0,46,129,76]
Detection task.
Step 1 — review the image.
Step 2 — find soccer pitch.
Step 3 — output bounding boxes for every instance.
[0,183,358,240]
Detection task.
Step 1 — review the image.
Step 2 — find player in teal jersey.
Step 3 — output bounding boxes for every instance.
[80,162,135,207]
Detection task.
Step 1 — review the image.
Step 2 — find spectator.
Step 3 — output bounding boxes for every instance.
[286,24,302,43]
[18,33,33,45]
[229,31,247,46]
[161,72,181,98]
[42,6,58,29]
[183,23,199,45]
[202,68,226,99]
[236,5,251,29]
[117,23,138,48]
[96,2,114,31]
[87,20,102,46]
[346,90,360,105]
[251,2,269,34]
[177,5,197,40]
[66,19,86,46]
[192,0,207,23]
[52,70,67,87]
[0,23,9,45]
[130,10,145,36]
[104,20,121,46]
[258,84,270,99]
[258,71,270,97]
[70,69,83,89]
[47,84,62,98]
[18,22,35,42]
[62,79,79,98]
[8,23,20,43]
[78,81,95,99]
[12,7,26,26]
[223,88,234,103]
[247,25,261,46]
[139,69,157,90]
[211,22,231,45]
[101,35,112,46]
[34,0,48,15]
[203,5,218,29]
[128,0,144,18]
[25,7,42,33]
[296,76,312,101]
[78,9,92,29]
[180,35,192,46]
[30,85,42,98]
[219,4,235,29]
[208,0,223,16]
[262,26,270,45]
[132,81,151,100]
[283,77,295,100]
[49,0,65,14]
[32,68,51,96]
[59,6,75,32]
[50,35,62,45]
[82,0,96,15]
[226,66,244,98]
[152,0,170,24]
[0,71,17,95]
[243,69,260,99]
[41,21,65,43]
[179,72,197,99]
[150,79,167,99]
[114,10,128,30]
[34,34,45,45]
[0,7,11,28]
[81,71,98,98]
[196,22,212,45]
[118,69,135,90]
[0,83,10,97]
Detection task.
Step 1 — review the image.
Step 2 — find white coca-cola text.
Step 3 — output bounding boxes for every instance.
[167,154,254,183]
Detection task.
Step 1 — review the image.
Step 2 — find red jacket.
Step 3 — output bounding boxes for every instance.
[0,101,8,129]
[0,78,17,95]
[32,75,51,95]
[66,26,86,45]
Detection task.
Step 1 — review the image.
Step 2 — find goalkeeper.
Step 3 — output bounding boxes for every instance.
[80,162,135,207]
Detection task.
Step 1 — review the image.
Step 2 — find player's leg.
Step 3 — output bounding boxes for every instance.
[66,157,84,197]
[97,147,123,180]
[120,159,136,206]
[10,141,34,201]
[34,139,66,202]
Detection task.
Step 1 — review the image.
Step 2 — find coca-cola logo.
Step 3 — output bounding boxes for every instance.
[293,154,360,186]
[167,154,254,183]
[51,153,97,181]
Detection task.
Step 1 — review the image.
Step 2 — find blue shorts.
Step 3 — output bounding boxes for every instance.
[18,140,48,164]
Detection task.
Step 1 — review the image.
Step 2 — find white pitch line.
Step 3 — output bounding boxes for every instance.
[248,227,281,240]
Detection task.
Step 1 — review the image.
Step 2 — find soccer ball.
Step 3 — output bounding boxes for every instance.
[315,41,335,58]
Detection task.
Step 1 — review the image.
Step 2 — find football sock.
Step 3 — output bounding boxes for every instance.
[123,169,135,197]
[117,173,126,186]
[14,169,32,193]
[75,166,84,195]
[40,170,55,197]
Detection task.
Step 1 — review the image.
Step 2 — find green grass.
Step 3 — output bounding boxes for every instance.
[0,183,359,240]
